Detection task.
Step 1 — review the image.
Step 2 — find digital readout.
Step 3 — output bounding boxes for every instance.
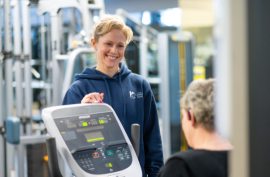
[85,131,104,143]
[67,124,77,128]
[76,125,105,133]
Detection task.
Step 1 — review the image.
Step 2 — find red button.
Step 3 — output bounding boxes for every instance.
[92,152,100,158]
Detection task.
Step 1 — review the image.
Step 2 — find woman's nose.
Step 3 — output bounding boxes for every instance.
[110,46,117,53]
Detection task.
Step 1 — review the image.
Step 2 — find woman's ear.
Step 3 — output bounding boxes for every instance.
[189,110,196,127]
[91,38,97,50]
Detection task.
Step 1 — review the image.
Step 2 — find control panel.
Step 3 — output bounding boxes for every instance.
[54,112,132,175]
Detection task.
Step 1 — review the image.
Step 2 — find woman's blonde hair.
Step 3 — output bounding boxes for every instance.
[92,14,133,45]
[180,78,215,131]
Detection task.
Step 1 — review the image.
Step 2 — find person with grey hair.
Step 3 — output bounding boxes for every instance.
[157,78,233,177]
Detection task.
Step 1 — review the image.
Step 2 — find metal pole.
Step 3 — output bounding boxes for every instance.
[158,33,171,161]
[13,0,23,120]
[139,26,148,79]
[80,0,92,40]
[68,8,76,49]
[13,1,24,176]
[4,0,15,176]
[22,0,32,135]
[0,2,5,176]
[46,13,52,107]
[51,13,61,106]
[98,0,105,17]
[58,10,64,54]
[41,15,46,105]
[4,0,13,118]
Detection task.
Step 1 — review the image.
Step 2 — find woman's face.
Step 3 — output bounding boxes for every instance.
[92,29,126,72]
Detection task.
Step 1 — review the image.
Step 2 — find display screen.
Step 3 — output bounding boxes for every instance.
[85,131,104,142]
[54,112,125,152]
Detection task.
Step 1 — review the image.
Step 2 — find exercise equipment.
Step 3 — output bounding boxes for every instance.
[42,103,142,177]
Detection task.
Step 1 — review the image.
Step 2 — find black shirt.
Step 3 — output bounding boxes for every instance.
[157,150,228,177]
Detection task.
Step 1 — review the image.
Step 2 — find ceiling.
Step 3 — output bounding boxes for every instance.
[104,0,179,14]
[103,0,214,28]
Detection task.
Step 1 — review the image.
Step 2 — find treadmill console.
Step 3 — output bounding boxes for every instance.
[43,104,142,177]
[54,111,132,175]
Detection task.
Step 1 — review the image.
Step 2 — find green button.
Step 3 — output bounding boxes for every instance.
[106,150,114,155]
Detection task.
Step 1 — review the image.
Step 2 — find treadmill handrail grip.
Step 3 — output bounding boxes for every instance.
[131,124,140,158]
[46,137,63,177]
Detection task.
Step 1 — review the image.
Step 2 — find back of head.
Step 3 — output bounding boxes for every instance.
[92,14,133,45]
[180,78,215,131]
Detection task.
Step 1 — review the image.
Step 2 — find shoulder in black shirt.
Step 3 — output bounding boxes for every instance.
[157,150,228,177]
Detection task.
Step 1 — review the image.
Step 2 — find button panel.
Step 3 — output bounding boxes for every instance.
[73,153,96,172]
[55,111,132,175]
[72,144,132,174]
[116,147,131,161]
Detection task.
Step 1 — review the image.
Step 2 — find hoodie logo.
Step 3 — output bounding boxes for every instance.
[130,91,143,99]
[130,91,136,99]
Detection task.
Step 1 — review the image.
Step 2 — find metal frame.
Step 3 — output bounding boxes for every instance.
[0,2,4,177]
[4,0,15,176]
[158,33,171,161]
[62,47,95,98]
[22,0,32,135]
[158,31,195,161]
[37,0,82,106]
[37,0,105,106]
[13,1,25,176]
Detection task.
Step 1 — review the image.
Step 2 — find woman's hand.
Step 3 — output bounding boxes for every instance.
[81,92,104,104]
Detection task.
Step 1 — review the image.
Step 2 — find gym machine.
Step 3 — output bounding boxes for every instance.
[43,103,142,177]
[158,31,195,160]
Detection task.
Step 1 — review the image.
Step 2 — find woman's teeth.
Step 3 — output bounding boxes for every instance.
[107,55,117,60]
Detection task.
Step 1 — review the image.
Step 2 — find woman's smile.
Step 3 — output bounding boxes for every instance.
[106,55,118,60]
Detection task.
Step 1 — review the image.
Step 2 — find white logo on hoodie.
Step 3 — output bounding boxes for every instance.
[130,91,143,99]
[130,91,136,99]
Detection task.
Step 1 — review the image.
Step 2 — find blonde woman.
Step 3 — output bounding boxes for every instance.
[63,15,163,177]
[158,79,232,177]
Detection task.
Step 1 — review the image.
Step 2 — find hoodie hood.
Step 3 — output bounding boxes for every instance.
[74,62,131,81]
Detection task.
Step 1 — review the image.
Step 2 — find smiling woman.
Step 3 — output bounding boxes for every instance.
[92,29,126,77]
[91,15,133,77]
[62,15,164,177]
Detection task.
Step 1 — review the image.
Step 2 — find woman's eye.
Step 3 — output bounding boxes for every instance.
[106,43,111,46]
[119,45,124,48]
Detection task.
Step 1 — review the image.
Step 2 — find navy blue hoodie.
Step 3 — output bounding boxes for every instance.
[62,62,164,177]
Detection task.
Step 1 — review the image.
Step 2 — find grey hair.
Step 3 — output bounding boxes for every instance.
[180,78,215,131]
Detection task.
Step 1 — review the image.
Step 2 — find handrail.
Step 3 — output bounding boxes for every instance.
[62,47,96,99]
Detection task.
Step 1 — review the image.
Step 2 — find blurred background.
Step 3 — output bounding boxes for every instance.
[0,0,269,176]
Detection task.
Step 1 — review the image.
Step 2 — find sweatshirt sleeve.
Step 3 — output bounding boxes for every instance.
[62,88,83,105]
[143,80,164,177]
